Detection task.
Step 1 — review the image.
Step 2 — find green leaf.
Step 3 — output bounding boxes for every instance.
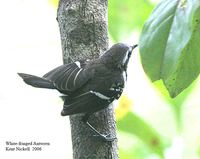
[108,0,155,42]
[139,0,200,97]
[117,112,168,157]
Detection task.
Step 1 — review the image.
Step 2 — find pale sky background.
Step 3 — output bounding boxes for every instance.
[0,1,73,158]
[1,1,200,159]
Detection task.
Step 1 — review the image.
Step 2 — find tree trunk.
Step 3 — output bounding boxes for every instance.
[57,0,118,158]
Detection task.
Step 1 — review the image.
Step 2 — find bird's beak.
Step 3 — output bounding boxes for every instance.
[131,44,138,51]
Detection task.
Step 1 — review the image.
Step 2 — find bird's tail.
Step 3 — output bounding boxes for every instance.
[18,73,55,89]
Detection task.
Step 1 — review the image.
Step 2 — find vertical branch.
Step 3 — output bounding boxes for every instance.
[57,0,118,158]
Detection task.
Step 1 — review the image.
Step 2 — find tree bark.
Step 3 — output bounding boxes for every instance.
[57,0,118,158]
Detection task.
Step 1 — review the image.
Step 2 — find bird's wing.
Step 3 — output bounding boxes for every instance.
[43,61,92,93]
[60,71,125,115]
[91,73,125,100]
[61,91,110,115]
[103,81,125,100]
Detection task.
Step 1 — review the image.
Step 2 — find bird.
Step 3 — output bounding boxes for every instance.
[18,43,138,142]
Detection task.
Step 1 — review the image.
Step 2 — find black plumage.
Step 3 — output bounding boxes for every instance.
[18,43,137,141]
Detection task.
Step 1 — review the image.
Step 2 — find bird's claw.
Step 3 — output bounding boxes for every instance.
[92,133,116,142]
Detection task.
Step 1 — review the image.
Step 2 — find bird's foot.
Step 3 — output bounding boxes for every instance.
[92,133,116,142]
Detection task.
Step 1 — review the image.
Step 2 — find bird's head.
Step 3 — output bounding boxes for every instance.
[100,43,137,71]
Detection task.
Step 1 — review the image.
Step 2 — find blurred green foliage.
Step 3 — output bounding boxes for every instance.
[137,1,200,156]
[117,112,169,158]
[110,0,200,158]
[108,0,155,42]
[49,0,58,7]
[154,79,197,131]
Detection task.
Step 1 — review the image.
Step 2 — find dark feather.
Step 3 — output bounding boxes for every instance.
[43,62,93,94]
[61,92,110,116]
[18,73,55,89]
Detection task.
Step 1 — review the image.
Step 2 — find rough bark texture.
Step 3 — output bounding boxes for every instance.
[57,0,118,158]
